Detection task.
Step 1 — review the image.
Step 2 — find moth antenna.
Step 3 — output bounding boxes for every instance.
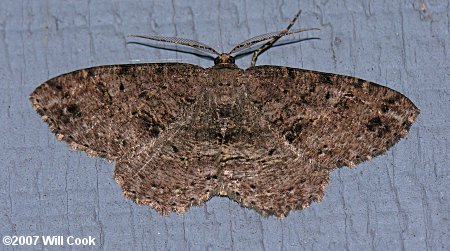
[229,27,319,55]
[250,10,306,67]
[128,34,220,56]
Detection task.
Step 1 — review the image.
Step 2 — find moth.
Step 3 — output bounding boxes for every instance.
[29,11,419,217]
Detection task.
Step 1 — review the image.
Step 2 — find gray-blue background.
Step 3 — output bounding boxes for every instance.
[1,0,449,250]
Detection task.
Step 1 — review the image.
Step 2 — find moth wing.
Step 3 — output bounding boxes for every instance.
[29,63,207,160]
[220,66,419,216]
[243,66,419,170]
[216,93,329,217]
[115,91,223,215]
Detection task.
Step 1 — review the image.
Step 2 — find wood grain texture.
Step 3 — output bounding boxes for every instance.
[1,0,449,250]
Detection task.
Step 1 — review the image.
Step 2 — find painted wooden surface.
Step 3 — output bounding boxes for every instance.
[0,0,448,250]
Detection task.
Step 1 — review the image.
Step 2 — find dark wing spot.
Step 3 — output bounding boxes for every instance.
[287,68,297,79]
[154,67,164,75]
[319,73,333,85]
[119,83,125,91]
[354,79,365,88]
[293,124,302,133]
[367,117,382,132]
[138,91,148,99]
[150,127,160,137]
[87,69,96,77]
[268,148,276,156]
[184,96,196,104]
[119,66,129,75]
[285,132,295,143]
[206,175,217,180]
[387,97,399,104]
[66,104,79,114]
[46,79,61,90]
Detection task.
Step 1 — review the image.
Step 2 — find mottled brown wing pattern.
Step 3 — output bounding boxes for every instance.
[115,91,223,215]
[29,5,421,217]
[29,63,206,160]
[243,66,420,170]
[30,62,419,218]
[216,93,329,217]
[215,66,419,217]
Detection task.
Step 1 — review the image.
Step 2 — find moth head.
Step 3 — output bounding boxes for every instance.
[214,53,235,65]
